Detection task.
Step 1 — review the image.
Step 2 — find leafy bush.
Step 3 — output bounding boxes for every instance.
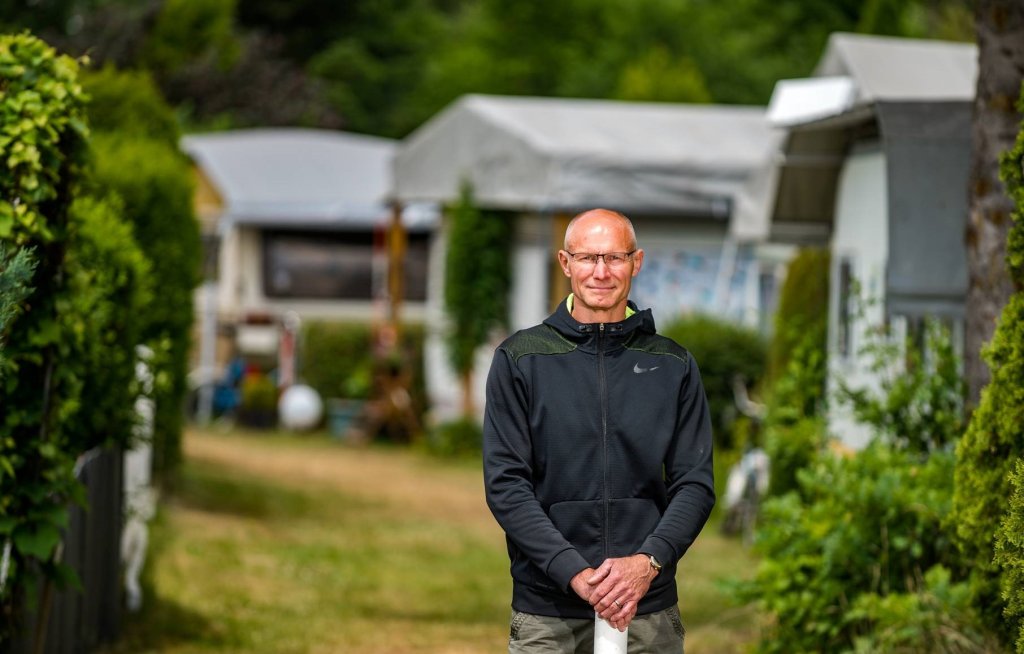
[837,317,966,454]
[767,247,830,391]
[425,418,483,458]
[763,417,826,498]
[951,84,1024,649]
[88,132,200,476]
[81,66,180,146]
[301,322,375,399]
[0,245,36,371]
[760,251,830,500]
[847,565,997,654]
[301,321,427,424]
[738,446,981,653]
[61,196,152,454]
[996,460,1024,653]
[238,372,278,428]
[444,184,512,416]
[661,313,767,449]
[1,32,92,640]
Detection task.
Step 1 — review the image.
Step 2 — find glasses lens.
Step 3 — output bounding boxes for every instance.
[569,252,632,267]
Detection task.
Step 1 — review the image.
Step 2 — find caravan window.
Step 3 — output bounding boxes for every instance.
[262,230,429,301]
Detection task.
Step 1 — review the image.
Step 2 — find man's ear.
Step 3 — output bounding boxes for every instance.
[631,249,644,277]
[557,250,572,277]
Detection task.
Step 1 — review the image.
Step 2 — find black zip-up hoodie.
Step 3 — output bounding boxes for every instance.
[483,298,716,619]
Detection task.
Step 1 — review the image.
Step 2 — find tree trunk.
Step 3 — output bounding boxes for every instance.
[460,367,475,421]
[965,0,1024,404]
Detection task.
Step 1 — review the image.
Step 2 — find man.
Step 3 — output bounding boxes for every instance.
[483,209,716,653]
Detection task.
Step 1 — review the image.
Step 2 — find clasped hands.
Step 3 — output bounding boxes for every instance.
[570,553,658,631]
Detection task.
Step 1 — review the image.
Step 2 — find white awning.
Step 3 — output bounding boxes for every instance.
[394,94,776,236]
[182,128,438,230]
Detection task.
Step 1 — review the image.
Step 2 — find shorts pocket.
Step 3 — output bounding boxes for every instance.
[510,610,528,641]
[669,605,686,639]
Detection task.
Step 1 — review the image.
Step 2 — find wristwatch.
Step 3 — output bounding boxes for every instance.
[645,554,663,574]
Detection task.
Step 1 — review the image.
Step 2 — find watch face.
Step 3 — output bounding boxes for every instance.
[650,555,662,570]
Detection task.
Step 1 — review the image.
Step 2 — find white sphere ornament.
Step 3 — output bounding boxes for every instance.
[278,384,323,431]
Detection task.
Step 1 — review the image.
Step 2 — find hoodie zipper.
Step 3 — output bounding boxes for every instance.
[598,322,609,560]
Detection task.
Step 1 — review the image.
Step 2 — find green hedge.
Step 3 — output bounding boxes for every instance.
[767,247,830,389]
[301,322,375,400]
[301,321,427,431]
[0,32,152,641]
[766,248,830,423]
[739,446,991,653]
[953,84,1024,650]
[62,196,152,454]
[82,65,201,477]
[88,132,200,476]
[999,460,1024,653]
[661,313,767,450]
[1,33,92,640]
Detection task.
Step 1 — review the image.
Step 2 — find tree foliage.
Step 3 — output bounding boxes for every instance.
[0,31,144,641]
[0,0,976,137]
[838,318,966,454]
[87,130,199,475]
[738,446,993,653]
[61,195,152,455]
[661,313,767,450]
[998,460,1024,653]
[953,81,1024,650]
[0,245,36,371]
[443,183,512,415]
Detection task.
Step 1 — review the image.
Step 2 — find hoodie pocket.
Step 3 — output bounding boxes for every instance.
[548,499,603,564]
[607,497,661,554]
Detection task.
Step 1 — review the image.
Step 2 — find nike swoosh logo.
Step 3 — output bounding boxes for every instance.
[633,363,659,374]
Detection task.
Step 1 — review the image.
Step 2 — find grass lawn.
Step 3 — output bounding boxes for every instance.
[104,427,760,653]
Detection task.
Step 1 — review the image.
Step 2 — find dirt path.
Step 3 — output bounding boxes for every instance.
[184,429,503,542]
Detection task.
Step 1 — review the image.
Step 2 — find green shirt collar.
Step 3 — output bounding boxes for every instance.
[565,293,635,319]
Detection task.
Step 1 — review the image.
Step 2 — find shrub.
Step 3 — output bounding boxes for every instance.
[848,565,997,653]
[81,66,180,146]
[767,247,830,390]
[838,317,965,454]
[238,372,278,429]
[88,132,201,476]
[1,32,91,640]
[738,445,977,653]
[951,84,1024,648]
[661,313,768,449]
[0,245,36,371]
[301,321,428,429]
[996,460,1024,653]
[763,417,826,498]
[301,322,375,399]
[444,184,512,416]
[425,418,483,458]
[61,195,152,453]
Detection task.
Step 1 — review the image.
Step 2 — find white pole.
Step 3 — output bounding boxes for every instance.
[594,613,627,654]
[195,280,218,425]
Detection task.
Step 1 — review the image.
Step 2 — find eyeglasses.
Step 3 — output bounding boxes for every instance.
[564,251,636,268]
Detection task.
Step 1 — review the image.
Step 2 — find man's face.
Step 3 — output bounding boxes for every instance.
[558,212,644,322]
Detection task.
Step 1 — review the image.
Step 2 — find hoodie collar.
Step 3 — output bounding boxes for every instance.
[565,293,637,320]
[544,295,656,346]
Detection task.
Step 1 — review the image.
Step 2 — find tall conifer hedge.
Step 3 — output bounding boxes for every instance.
[951,83,1024,650]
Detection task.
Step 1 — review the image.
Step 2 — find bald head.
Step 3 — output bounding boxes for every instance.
[564,209,637,252]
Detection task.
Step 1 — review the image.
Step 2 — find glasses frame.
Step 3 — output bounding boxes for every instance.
[563,250,637,267]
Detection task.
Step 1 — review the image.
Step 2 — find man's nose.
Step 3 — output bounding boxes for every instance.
[591,258,611,277]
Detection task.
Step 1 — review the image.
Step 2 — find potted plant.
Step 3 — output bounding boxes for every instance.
[326,362,371,439]
[238,372,278,428]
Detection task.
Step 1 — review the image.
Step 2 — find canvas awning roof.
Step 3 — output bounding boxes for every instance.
[393,94,777,236]
[763,33,977,244]
[181,128,437,231]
